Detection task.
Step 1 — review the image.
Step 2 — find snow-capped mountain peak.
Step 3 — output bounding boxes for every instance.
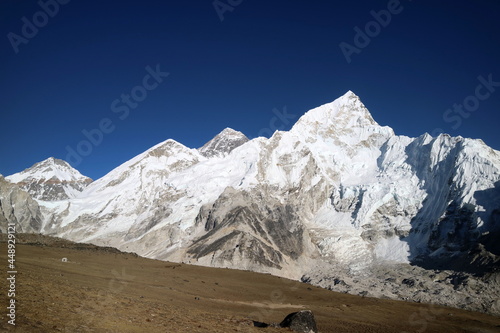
[82,138,202,196]
[292,91,381,133]
[7,157,86,182]
[6,157,92,201]
[220,127,245,137]
[198,127,249,158]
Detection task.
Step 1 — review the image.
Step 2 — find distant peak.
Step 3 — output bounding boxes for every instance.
[148,138,188,151]
[19,157,71,172]
[40,157,71,167]
[6,157,91,184]
[163,138,182,146]
[5,156,92,201]
[219,128,247,137]
[198,128,249,158]
[143,138,191,159]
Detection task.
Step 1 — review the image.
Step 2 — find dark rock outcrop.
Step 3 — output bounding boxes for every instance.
[198,128,249,158]
[279,310,318,333]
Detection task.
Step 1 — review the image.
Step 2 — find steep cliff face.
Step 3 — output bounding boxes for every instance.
[0,175,43,233]
[186,186,312,276]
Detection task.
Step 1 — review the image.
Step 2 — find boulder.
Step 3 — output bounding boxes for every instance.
[279,310,318,333]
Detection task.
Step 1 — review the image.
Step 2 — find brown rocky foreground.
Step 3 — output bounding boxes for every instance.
[1,234,500,333]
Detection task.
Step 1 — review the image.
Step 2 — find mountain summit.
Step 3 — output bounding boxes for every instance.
[290,91,393,148]
[295,90,376,128]
[198,128,249,158]
[6,157,92,200]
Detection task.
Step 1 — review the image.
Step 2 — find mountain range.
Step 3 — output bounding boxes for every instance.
[2,91,499,314]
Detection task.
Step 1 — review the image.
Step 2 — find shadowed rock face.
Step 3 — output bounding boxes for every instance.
[14,178,92,201]
[198,128,249,158]
[428,201,477,252]
[0,176,43,233]
[189,187,304,270]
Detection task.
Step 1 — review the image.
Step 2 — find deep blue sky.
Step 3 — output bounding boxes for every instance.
[1,0,499,180]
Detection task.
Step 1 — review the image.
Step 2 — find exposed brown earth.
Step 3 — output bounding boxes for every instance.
[1,234,500,333]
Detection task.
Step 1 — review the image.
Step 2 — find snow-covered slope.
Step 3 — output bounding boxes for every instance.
[4,91,500,313]
[43,139,204,239]
[6,157,92,201]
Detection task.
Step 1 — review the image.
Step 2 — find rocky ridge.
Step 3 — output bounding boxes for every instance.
[198,127,249,158]
[5,157,92,201]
